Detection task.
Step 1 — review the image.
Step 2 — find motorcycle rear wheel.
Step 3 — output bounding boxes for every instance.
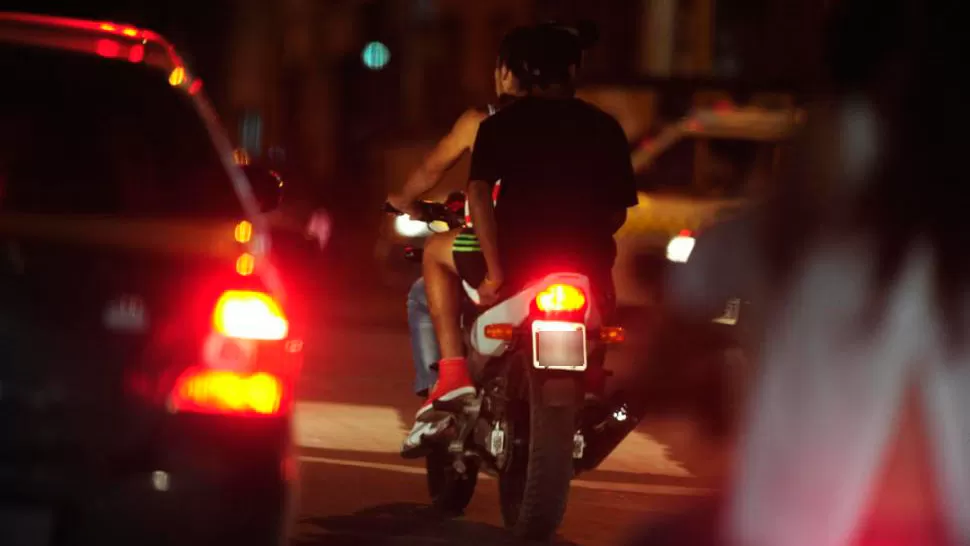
[499,375,581,540]
[426,447,478,515]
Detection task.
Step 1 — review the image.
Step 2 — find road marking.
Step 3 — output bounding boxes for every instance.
[298,455,712,497]
[295,402,692,478]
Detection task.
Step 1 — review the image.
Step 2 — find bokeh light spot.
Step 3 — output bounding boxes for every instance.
[361,41,390,70]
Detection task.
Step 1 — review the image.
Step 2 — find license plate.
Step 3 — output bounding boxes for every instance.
[713,298,741,326]
[0,507,53,546]
[532,321,587,370]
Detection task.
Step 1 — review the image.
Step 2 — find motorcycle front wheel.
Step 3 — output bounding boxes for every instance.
[499,373,581,540]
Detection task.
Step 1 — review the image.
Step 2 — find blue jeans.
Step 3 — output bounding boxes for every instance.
[407,277,439,396]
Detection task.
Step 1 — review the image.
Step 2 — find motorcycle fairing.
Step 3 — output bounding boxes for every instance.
[468,272,602,358]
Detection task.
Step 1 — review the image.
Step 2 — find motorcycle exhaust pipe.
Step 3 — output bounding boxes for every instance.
[577,392,644,472]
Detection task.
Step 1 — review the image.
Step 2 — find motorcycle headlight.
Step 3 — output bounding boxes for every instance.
[394,214,431,238]
[666,232,695,263]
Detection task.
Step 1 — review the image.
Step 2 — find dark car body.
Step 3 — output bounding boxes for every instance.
[0,13,300,546]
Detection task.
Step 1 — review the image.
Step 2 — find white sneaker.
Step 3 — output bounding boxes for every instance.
[401,417,451,458]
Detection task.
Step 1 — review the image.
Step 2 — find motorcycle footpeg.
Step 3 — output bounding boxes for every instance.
[400,443,432,460]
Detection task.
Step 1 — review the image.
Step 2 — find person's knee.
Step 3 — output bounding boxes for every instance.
[423,233,447,263]
[423,232,451,265]
[407,278,429,310]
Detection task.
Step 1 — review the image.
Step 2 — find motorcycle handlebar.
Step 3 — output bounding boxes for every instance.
[383,200,464,230]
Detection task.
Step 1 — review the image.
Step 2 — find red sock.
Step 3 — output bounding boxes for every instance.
[429,357,471,399]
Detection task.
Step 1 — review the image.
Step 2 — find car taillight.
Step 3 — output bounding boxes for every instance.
[157,284,297,416]
[535,284,587,313]
[213,290,288,340]
[170,368,284,416]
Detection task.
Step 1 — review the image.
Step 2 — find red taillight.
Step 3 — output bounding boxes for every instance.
[213,290,288,340]
[128,44,144,63]
[170,368,283,416]
[95,38,120,58]
[535,284,587,313]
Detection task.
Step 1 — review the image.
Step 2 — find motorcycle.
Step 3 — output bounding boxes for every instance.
[384,196,635,540]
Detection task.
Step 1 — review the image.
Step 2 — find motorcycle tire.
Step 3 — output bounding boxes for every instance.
[499,375,581,540]
[426,446,478,515]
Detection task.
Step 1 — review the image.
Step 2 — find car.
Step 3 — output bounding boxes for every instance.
[613,103,804,307]
[610,105,802,436]
[0,13,301,546]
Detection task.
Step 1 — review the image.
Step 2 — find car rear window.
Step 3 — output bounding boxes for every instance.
[0,43,242,219]
[637,136,776,199]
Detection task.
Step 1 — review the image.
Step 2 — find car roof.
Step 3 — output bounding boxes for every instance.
[631,106,804,173]
[0,12,273,243]
[0,12,197,92]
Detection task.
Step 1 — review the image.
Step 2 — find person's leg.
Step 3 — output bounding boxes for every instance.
[423,230,465,359]
[407,277,439,398]
[409,229,475,421]
[401,231,478,456]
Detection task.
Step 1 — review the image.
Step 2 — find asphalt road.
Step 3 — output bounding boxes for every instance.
[288,290,731,546]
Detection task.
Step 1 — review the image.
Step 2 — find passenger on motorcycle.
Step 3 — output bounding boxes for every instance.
[406,22,638,448]
[387,28,532,406]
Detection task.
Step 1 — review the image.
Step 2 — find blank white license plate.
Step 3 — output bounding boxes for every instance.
[532,320,587,371]
[712,298,741,326]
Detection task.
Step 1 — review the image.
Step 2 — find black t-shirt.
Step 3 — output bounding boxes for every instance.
[468,96,637,287]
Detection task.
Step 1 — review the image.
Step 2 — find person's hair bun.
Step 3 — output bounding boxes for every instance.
[574,20,599,50]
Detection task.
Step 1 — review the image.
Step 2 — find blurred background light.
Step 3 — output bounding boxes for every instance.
[361,41,390,70]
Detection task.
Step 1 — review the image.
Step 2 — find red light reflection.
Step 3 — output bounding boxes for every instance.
[128,45,144,63]
[95,39,120,58]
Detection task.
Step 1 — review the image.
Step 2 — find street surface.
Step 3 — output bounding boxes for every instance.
[289,287,729,546]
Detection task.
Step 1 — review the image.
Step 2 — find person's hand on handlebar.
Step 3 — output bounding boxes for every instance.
[387,193,422,220]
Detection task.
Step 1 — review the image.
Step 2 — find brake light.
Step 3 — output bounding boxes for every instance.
[128,44,144,63]
[213,290,288,340]
[95,39,120,58]
[535,284,587,313]
[170,368,283,415]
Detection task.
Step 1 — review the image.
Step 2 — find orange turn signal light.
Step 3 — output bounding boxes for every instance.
[484,323,516,340]
[234,220,253,243]
[600,327,625,344]
[236,253,256,276]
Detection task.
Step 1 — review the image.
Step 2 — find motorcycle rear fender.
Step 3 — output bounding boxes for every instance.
[533,375,583,407]
[469,272,602,358]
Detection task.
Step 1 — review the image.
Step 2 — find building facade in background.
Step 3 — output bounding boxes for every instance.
[222,0,825,202]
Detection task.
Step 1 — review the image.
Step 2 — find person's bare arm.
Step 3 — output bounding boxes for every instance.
[388,109,486,216]
[467,179,503,291]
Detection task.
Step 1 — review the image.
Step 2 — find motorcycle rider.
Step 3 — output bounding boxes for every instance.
[387,27,532,409]
[410,22,637,443]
